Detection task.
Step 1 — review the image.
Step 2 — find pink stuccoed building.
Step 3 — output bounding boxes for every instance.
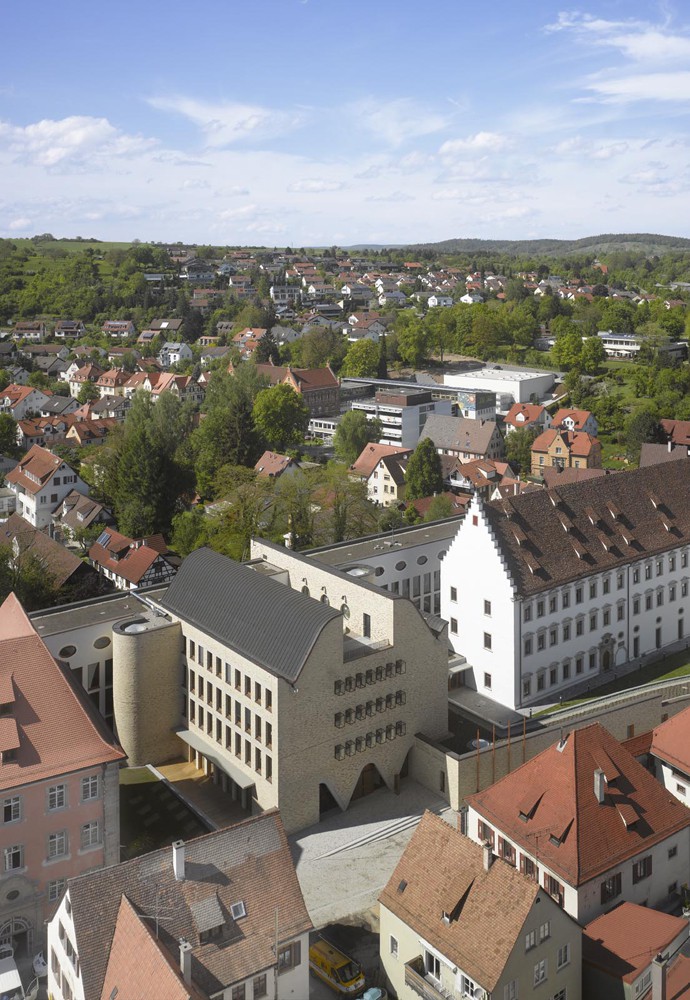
[0,593,124,959]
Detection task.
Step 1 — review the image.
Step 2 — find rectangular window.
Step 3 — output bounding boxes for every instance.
[450,618,458,635]
[563,660,570,680]
[231,986,245,1000]
[590,582,597,599]
[537,672,545,691]
[3,796,20,823]
[80,821,100,850]
[657,590,664,606]
[484,632,492,650]
[484,600,491,616]
[534,959,548,986]
[576,619,584,636]
[590,613,597,631]
[538,633,546,651]
[617,572,624,589]
[81,775,99,801]
[603,577,610,594]
[3,845,22,871]
[550,628,557,647]
[48,785,66,811]
[524,604,532,622]
[617,604,625,621]
[589,652,597,671]
[549,596,557,614]
[562,591,570,609]
[266,755,272,783]
[670,584,677,602]
[197,645,204,666]
[477,820,494,848]
[550,667,557,686]
[278,941,301,974]
[484,673,492,690]
[603,610,610,626]
[48,879,66,902]
[254,682,261,703]
[253,974,267,998]
[575,587,583,604]
[600,872,622,903]
[524,637,532,656]
[645,564,652,580]
[537,601,544,618]
[557,943,570,969]
[234,669,241,690]
[188,637,195,659]
[539,920,551,942]
[390,936,399,958]
[562,623,570,641]
[645,594,653,611]
[632,855,652,883]
[48,831,67,859]
[657,559,663,576]
[525,929,536,951]
[576,656,583,674]
[450,587,457,602]
[363,613,371,638]
[504,981,518,1000]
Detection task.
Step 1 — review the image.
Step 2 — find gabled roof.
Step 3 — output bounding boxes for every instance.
[639,443,690,468]
[420,414,500,455]
[254,451,295,478]
[379,811,548,992]
[552,408,595,430]
[651,704,690,775]
[583,902,687,985]
[350,443,412,479]
[161,548,339,683]
[504,402,547,427]
[531,427,599,457]
[0,513,88,588]
[89,529,170,585]
[5,444,64,495]
[0,593,124,791]
[252,362,338,392]
[378,453,407,486]
[69,811,311,1000]
[466,724,690,887]
[481,460,690,595]
[661,419,690,447]
[58,489,111,532]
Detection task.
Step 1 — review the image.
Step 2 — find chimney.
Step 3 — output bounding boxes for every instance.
[594,768,606,804]
[179,938,193,985]
[651,953,667,1000]
[483,842,494,872]
[172,839,185,880]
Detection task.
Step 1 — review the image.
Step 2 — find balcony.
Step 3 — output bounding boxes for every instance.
[404,957,454,1000]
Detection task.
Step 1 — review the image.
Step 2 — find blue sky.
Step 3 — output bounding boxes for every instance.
[2,0,690,246]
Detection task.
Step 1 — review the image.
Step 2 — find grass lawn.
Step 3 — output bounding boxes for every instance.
[535,647,690,716]
[120,766,209,858]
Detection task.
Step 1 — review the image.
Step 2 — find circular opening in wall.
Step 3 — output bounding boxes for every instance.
[417,556,428,566]
[122,621,147,634]
[374,567,384,577]
[633,626,640,633]
[59,645,76,658]
[5,891,19,902]
[656,617,662,624]
[93,636,111,649]
[395,561,407,571]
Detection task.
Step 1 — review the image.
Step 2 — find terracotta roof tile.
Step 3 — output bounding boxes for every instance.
[466,724,690,887]
[5,445,63,495]
[583,901,686,984]
[651,704,690,776]
[0,593,124,791]
[351,443,412,479]
[379,811,551,992]
[0,513,89,588]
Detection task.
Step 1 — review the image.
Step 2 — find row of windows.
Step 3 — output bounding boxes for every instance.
[335,691,406,726]
[3,822,101,870]
[188,701,273,751]
[334,722,406,758]
[334,661,406,695]
[188,672,274,730]
[186,705,273,782]
[524,607,625,654]
[2,776,100,824]
[185,640,273,712]
[523,653,599,697]
[523,555,690,623]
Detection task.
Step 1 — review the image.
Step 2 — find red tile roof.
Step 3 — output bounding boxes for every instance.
[5,444,63,495]
[254,450,296,478]
[350,443,412,479]
[661,419,690,447]
[583,901,686,985]
[466,723,690,887]
[504,403,546,427]
[0,593,124,790]
[651,704,690,775]
[531,427,599,457]
[89,529,171,585]
[379,811,554,992]
[552,408,595,430]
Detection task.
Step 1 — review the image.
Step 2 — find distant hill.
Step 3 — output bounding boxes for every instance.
[397,233,690,257]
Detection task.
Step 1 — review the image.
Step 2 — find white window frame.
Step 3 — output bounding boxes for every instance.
[81,775,99,801]
[2,796,20,824]
[48,784,66,811]
[48,831,67,859]
[557,943,570,969]
[3,845,22,871]
[81,821,101,850]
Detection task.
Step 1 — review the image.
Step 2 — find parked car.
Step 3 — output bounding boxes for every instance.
[309,936,366,996]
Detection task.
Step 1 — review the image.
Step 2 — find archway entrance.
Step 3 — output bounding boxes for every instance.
[351,763,385,802]
[319,782,340,819]
[0,916,32,959]
[602,649,612,672]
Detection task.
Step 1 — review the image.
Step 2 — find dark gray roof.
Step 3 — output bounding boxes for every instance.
[421,414,501,455]
[161,548,340,682]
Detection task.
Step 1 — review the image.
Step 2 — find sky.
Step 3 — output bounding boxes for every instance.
[1,0,690,247]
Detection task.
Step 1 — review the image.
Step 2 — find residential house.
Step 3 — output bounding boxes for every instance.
[47,812,311,1000]
[531,428,602,476]
[68,364,104,398]
[420,414,505,464]
[66,418,117,448]
[53,320,85,340]
[661,419,690,449]
[4,365,28,385]
[650,704,690,805]
[228,274,255,298]
[440,460,690,709]
[94,368,128,397]
[504,402,552,434]
[444,457,516,499]
[583,902,690,1000]
[16,416,73,451]
[367,451,411,506]
[0,593,124,956]
[38,396,79,419]
[18,344,69,363]
[640,442,690,468]
[270,285,302,307]
[142,317,184,340]
[427,294,454,308]
[0,384,52,420]
[406,492,471,520]
[180,258,215,283]
[344,316,386,343]
[552,408,599,437]
[12,321,46,342]
[5,445,87,530]
[254,451,300,480]
[101,319,136,339]
[199,344,231,367]
[465,723,690,924]
[0,513,99,598]
[88,528,177,590]
[352,389,452,449]
[350,443,413,481]
[158,341,193,368]
[250,362,340,416]
[379,810,581,1000]
[89,395,129,422]
[53,490,113,546]
[32,355,68,379]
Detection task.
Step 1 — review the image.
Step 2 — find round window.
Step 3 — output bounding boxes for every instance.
[395,561,407,571]
[417,555,428,566]
[374,566,384,577]
[59,645,76,658]
[6,890,18,901]
[93,636,111,649]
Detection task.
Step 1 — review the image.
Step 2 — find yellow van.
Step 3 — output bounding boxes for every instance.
[309,937,366,996]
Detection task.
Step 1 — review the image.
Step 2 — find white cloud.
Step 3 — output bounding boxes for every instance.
[350,98,450,147]
[147,95,307,147]
[0,115,154,168]
[366,191,415,203]
[439,132,511,156]
[287,178,344,193]
[7,216,32,231]
[545,12,690,62]
[583,70,690,104]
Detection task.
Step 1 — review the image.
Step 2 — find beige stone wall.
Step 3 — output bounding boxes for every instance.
[112,618,183,766]
[102,760,121,867]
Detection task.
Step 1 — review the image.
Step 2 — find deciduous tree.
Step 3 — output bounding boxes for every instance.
[253,383,309,452]
[405,437,443,500]
[333,410,382,466]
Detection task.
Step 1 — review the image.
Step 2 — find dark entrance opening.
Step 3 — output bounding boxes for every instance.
[351,763,385,802]
[319,782,340,818]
